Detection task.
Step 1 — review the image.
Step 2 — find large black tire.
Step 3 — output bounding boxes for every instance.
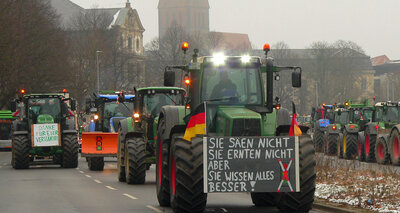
[117,127,126,182]
[169,136,207,213]
[12,135,30,169]
[313,129,324,152]
[358,133,366,162]
[88,157,104,171]
[343,131,357,159]
[326,134,338,155]
[389,129,400,166]
[125,137,147,184]
[251,193,277,206]
[337,133,343,158]
[375,137,390,164]
[62,134,79,168]
[277,136,316,212]
[364,128,376,162]
[155,118,171,206]
[53,154,63,165]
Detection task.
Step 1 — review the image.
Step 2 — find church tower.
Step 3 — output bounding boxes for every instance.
[158,0,210,38]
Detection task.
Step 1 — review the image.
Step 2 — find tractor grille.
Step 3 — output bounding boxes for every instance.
[231,119,261,136]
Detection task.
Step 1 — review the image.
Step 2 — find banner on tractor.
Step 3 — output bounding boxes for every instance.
[81,132,118,156]
[32,124,61,147]
[203,136,300,193]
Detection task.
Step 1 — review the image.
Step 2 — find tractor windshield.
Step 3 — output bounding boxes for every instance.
[143,93,183,116]
[201,67,262,105]
[0,120,12,140]
[325,110,335,123]
[362,109,373,122]
[335,111,349,123]
[28,98,61,123]
[384,106,399,122]
[104,101,133,119]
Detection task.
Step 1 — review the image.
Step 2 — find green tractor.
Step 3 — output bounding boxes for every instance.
[0,110,16,150]
[155,44,315,212]
[363,101,400,164]
[10,90,78,169]
[117,87,185,184]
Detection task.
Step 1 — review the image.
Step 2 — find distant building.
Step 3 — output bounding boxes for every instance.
[372,55,400,101]
[50,0,146,89]
[158,0,210,38]
[210,32,252,52]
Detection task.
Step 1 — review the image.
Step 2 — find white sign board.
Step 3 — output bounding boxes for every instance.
[32,124,60,147]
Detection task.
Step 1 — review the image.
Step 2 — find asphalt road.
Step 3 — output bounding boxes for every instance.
[0,151,325,213]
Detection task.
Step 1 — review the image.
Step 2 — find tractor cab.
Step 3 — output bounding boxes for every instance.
[374,102,400,128]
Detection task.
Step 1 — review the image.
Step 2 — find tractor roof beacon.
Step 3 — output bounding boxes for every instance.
[155,43,316,212]
[10,89,78,169]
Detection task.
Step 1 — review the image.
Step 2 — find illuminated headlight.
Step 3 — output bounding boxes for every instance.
[93,114,99,120]
[133,113,140,118]
[212,53,226,65]
[241,55,251,63]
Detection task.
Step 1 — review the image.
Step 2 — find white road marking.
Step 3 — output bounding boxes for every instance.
[221,208,228,212]
[94,179,102,184]
[123,193,138,200]
[106,186,117,190]
[75,168,79,170]
[79,171,84,174]
[146,205,162,213]
[85,175,91,178]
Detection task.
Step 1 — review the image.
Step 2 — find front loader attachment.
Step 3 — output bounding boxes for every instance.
[81,132,118,157]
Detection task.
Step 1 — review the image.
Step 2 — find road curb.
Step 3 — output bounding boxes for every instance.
[313,203,355,213]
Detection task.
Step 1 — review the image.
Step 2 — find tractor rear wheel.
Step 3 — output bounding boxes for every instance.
[337,133,343,158]
[155,121,171,206]
[125,137,147,184]
[62,134,79,168]
[389,130,400,166]
[326,134,338,155]
[313,129,324,152]
[12,135,30,169]
[88,157,104,171]
[343,131,357,159]
[277,136,316,212]
[169,136,207,213]
[375,137,389,164]
[358,133,366,161]
[364,128,376,162]
[117,128,126,182]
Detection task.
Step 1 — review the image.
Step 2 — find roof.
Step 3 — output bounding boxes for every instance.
[137,87,185,92]
[158,0,210,8]
[98,94,135,100]
[211,32,252,51]
[371,55,390,66]
[49,0,84,26]
[373,60,400,75]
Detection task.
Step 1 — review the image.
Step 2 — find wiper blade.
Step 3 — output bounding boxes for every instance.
[204,96,238,102]
[162,93,176,105]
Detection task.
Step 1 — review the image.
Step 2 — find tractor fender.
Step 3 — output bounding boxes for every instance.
[390,124,400,137]
[62,130,77,134]
[326,124,340,135]
[344,124,359,134]
[158,106,187,142]
[378,134,390,144]
[118,117,142,143]
[365,122,378,135]
[63,118,76,131]
[12,131,29,136]
[12,120,28,132]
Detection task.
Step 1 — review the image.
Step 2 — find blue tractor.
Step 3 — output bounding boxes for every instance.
[312,104,335,152]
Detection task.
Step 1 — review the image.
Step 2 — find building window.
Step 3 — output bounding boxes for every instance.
[136,38,140,52]
[362,78,367,91]
[128,37,132,50]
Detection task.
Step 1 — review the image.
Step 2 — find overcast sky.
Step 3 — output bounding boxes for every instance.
[71,0,400,59]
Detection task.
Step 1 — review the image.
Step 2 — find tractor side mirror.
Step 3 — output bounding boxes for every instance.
[164,70,175,87]
[292,68,302,88]
[10,101,16,112]
[70,100,76,111]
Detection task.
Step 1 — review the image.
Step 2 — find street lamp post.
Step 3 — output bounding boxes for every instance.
[96,50,103,93]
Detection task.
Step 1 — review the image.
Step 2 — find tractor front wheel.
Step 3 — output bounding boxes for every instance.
[358,133,366,161]
[343,131,357,159]
[125,137,147,184]
[389,130,400,166]
[88,157,104,171]
[277,136,316,212]
[155,129,171,206]
[169,136,207,213]
[375,137,389,164]
[365,128,376,162]
[117,127,126,182]
[12,135,30,169]
[326,134,338,155]
[62,134,79,168]
[313,129,324,152]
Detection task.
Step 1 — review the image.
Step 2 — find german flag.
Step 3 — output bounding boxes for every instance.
[183,103,206,141]
[289,102,302,136]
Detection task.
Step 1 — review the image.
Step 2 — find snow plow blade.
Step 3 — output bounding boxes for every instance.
[81,132,118,157]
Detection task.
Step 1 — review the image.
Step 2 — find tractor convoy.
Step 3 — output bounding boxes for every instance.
[13,42,400,213]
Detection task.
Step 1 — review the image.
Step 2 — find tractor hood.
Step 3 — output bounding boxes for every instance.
[214,106,262,136]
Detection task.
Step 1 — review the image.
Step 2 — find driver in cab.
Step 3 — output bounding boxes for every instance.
[210,71,237,99]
